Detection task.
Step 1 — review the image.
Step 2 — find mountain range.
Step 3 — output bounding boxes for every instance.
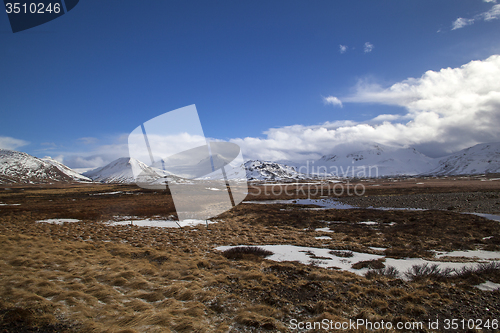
[0,149,91,184]
[1,142,500,184]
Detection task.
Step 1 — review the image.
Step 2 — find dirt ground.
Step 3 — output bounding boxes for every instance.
[1,176,500,332]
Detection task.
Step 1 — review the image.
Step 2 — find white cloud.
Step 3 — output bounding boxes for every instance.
[324,96,343,107]
[232,55,500,160]
[452,4,500,29]
[364,42,374,53]
[452,17,475,30]
[61,133,210,169]
[62,56,500,166]
[484,0,496,3]
[339,45,348,54]
[484,4,500,20]
[0,136,29,150]
[44,155,64,163]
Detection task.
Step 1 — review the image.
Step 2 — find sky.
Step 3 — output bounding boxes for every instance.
[1,0,500,169]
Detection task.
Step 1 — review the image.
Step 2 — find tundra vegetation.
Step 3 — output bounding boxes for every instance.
[1,176,500,332]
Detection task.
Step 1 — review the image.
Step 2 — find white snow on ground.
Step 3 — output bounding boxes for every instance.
[216,245,498,279]
[476,281,500,291]
[89,191,126,196]
[315,236,332,240]
[216,245,383,275]
[358,221,377,225]
[315,227,334,233]
[0,203,20,206]
[36,219,81,224]
[107,219,215,228]
[369,247,387,251]
[435,250,500,260]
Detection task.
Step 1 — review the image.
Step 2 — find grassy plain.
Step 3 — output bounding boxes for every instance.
[1,177,500,332]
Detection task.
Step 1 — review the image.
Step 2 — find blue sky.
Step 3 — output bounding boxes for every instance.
[1,0,500,168]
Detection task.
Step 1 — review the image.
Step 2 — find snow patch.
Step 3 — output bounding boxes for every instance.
[36,219,81,224]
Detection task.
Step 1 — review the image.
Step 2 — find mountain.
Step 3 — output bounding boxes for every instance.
[46,141,500,185]
[0,149,90,184]
[83,157,169,184]
[426,142,500,176]
[42,157,91,182]
[313,143,438,178]
[244,160,308,181]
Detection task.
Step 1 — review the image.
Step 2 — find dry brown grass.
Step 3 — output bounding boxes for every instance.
[1,184,500,332]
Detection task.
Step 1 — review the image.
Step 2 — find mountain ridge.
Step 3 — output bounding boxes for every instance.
[2,141,500,184]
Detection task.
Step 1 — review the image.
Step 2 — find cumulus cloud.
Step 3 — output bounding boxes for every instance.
[0,136,29,150]
[452,4,500,29]
[232,55,500,160]
[324,96,343,107]
[364,42,374,53]
[63,56,500,166]
[484,4,500,20]
[61,132,210,169]
[339,45,348,54]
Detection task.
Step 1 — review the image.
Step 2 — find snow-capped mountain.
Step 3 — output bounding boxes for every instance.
[0,149,89,184]
[244,160,308,181]
[42,157,91,182]
[426,142,500,176]
[313,143,438,178]
[83,157,169,184]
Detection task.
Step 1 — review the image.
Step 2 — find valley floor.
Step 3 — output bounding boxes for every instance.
[1,177,500,332]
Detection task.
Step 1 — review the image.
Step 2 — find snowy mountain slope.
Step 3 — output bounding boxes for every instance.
[42,157,92,182]
[244,160,309,181]
[83,157,169,184]
[0,149,87,184]
[426,142,500,176]
[313,143,438,177]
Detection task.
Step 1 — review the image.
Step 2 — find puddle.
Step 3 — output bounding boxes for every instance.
[243,198,500,223]
[243,198,354,209]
